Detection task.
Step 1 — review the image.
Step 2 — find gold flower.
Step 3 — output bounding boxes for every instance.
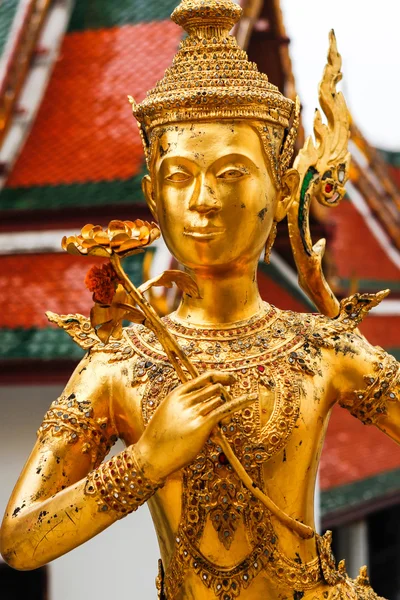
[62,219,161,258]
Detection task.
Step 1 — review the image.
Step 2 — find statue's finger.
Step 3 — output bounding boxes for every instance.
[196,397,224,416]
[209,393,257,423]
[185,383,229,406]
[180,371,235,395]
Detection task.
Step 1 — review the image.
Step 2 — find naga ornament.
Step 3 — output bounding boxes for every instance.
[288,30,351,317]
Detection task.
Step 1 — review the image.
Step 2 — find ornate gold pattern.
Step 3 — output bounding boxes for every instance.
[288,31,352,318]
[316,532,384,599]
[38,395,118,469]
[85,447,164,516]
[340,353,400,425]
[46,311,138,361]
[126,307,323,597]
[122,295,387,598]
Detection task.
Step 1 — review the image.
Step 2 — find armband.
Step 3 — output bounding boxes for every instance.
[38,394,118,468]
[84,446,164,516]
[340,352,400,425]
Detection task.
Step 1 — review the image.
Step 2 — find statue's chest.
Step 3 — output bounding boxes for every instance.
[127,308,326,465]
[126,309,327,551]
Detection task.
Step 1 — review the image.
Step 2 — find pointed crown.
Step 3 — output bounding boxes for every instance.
[130,0,299,186]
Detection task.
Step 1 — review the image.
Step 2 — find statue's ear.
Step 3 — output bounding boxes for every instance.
[142,175,157,221]
[274,168,300,222]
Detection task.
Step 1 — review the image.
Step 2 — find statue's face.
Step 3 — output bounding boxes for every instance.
[148,121,278,271]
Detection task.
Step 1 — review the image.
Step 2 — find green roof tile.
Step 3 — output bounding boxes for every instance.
[0,327,84,360]
[379,148,400,168]
[0,0,19,58]
[322,467,400,518]
[68,0,178,32]
[1,173,145,211]
[0,252,147,360]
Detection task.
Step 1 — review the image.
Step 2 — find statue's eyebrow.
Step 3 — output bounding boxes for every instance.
[158,153,200,171]
[212,152,258,170]
[158,151,258,172]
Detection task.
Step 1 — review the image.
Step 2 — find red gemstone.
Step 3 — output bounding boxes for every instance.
[257,365,265,373]
[218,452,229,465]
[325,183,333,193]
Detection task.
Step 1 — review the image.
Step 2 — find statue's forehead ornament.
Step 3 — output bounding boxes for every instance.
[129,0,300,187]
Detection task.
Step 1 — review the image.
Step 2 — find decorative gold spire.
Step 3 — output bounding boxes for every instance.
[130,0,299,185]
[171,0,242,35]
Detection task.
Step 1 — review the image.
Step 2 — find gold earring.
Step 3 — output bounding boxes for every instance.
[264,221,277,264]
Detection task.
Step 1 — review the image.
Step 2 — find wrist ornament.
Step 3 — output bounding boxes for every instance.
[85,445,164,517]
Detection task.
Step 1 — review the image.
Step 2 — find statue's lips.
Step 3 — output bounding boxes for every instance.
[183,226,225,240]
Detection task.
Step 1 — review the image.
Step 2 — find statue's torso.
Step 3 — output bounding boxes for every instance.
[111,304,342,599]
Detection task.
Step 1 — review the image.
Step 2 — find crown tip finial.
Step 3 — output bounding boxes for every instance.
[171,0,242,36]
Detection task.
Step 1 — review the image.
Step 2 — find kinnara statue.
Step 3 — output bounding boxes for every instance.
[1,2,397,599]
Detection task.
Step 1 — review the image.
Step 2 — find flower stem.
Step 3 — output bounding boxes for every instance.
[110,255,198,382]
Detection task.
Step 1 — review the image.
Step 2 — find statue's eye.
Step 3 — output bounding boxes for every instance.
[166,172,191,182]
[218,168,246,180]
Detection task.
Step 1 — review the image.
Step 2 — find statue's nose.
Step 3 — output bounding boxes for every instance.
[189,179,222,214]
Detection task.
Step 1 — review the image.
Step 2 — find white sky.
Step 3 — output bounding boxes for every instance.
[281,0,400,151]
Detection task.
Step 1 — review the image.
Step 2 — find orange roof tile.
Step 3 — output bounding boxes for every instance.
[360,317,400,349]
[329,200,400,281]
[321,405,400,491]
[0,254,107,328]
[6,21,181,187]
[389,166,400,189]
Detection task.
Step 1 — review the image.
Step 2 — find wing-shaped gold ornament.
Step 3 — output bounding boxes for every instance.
[45,311,101,350]
[288,30,351,317]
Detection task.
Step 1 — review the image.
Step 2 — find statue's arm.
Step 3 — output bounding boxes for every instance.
[333,333,400,444]
[0,351,159,570]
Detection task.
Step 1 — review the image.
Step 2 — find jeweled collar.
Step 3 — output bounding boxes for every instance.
[163,303,278,339]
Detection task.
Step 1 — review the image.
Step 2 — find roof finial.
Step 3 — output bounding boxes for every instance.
[171,0,242,38]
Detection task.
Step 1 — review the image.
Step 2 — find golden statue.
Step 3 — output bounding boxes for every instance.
[1,2,398,599]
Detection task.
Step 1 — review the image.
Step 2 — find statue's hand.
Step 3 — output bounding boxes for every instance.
[135,371,256,481]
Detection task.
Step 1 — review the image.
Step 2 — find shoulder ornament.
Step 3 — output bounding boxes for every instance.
[308,290,389,341]
[46,311,137,363]
[332,290,389,330]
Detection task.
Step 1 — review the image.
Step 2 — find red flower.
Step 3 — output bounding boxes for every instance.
[85,263,121,305]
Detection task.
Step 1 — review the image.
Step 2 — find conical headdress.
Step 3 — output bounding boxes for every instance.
[131,0,299,186]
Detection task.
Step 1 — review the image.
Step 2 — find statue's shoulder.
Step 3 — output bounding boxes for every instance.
[277,291,389,353]
[46,311,142,364]
[270,290,387,347]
